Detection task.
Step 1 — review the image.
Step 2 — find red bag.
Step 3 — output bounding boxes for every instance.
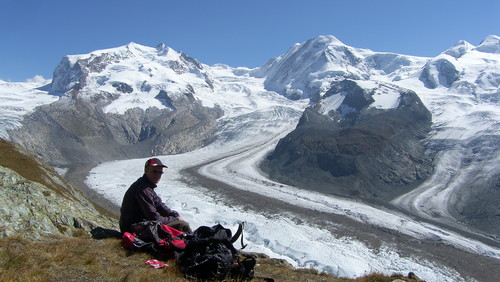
[121,221,186,254]
[122,232,137,249]
[160,224,187,250]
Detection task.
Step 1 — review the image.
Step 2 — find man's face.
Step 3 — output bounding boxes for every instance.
[145,166,164,184]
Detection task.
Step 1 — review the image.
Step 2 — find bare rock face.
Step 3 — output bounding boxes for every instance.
[263,80,433,201]
[9,95,223,170]
[419,56,460,89]
[0,139,116,240]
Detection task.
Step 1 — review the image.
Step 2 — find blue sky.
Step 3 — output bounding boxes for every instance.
[1,0,499,81]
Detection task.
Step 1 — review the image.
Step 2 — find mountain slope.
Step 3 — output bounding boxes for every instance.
[263,79,433,201]
[390,35,500,236]
[0,138,116,239]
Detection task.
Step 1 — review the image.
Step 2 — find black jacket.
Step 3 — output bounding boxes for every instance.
[119,175,180,233]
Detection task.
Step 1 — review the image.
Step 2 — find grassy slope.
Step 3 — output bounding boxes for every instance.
[0,232,421,282]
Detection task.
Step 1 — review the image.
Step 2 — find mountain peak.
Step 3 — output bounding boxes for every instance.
[156,43,167,50]
[49,41,214,106]
[126,41,139,48]
[308,35,345,46]
[474,35,500,54]
[443,40,474,58]
[254,35,428,101]
[123,42,159,55]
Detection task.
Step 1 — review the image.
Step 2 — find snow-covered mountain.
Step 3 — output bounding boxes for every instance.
[226,35,499,242]
[251,35,499,238]
[419,35,499,101]
[50,42,217,113]
[252,34,499,102]
[1,35,499,281]
[252,35,429,100]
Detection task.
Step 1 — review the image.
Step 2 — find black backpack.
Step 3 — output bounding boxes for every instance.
[178,223,256,281]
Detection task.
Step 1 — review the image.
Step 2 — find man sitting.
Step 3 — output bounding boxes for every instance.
[119,158,192,233]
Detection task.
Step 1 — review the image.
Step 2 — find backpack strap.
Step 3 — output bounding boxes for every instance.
[230,223,247,249]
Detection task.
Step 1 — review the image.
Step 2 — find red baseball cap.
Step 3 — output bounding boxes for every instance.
[145,158,168,168]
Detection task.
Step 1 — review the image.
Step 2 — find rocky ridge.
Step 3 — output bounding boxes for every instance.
[263,79,433,201]
[0,139,116,240]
